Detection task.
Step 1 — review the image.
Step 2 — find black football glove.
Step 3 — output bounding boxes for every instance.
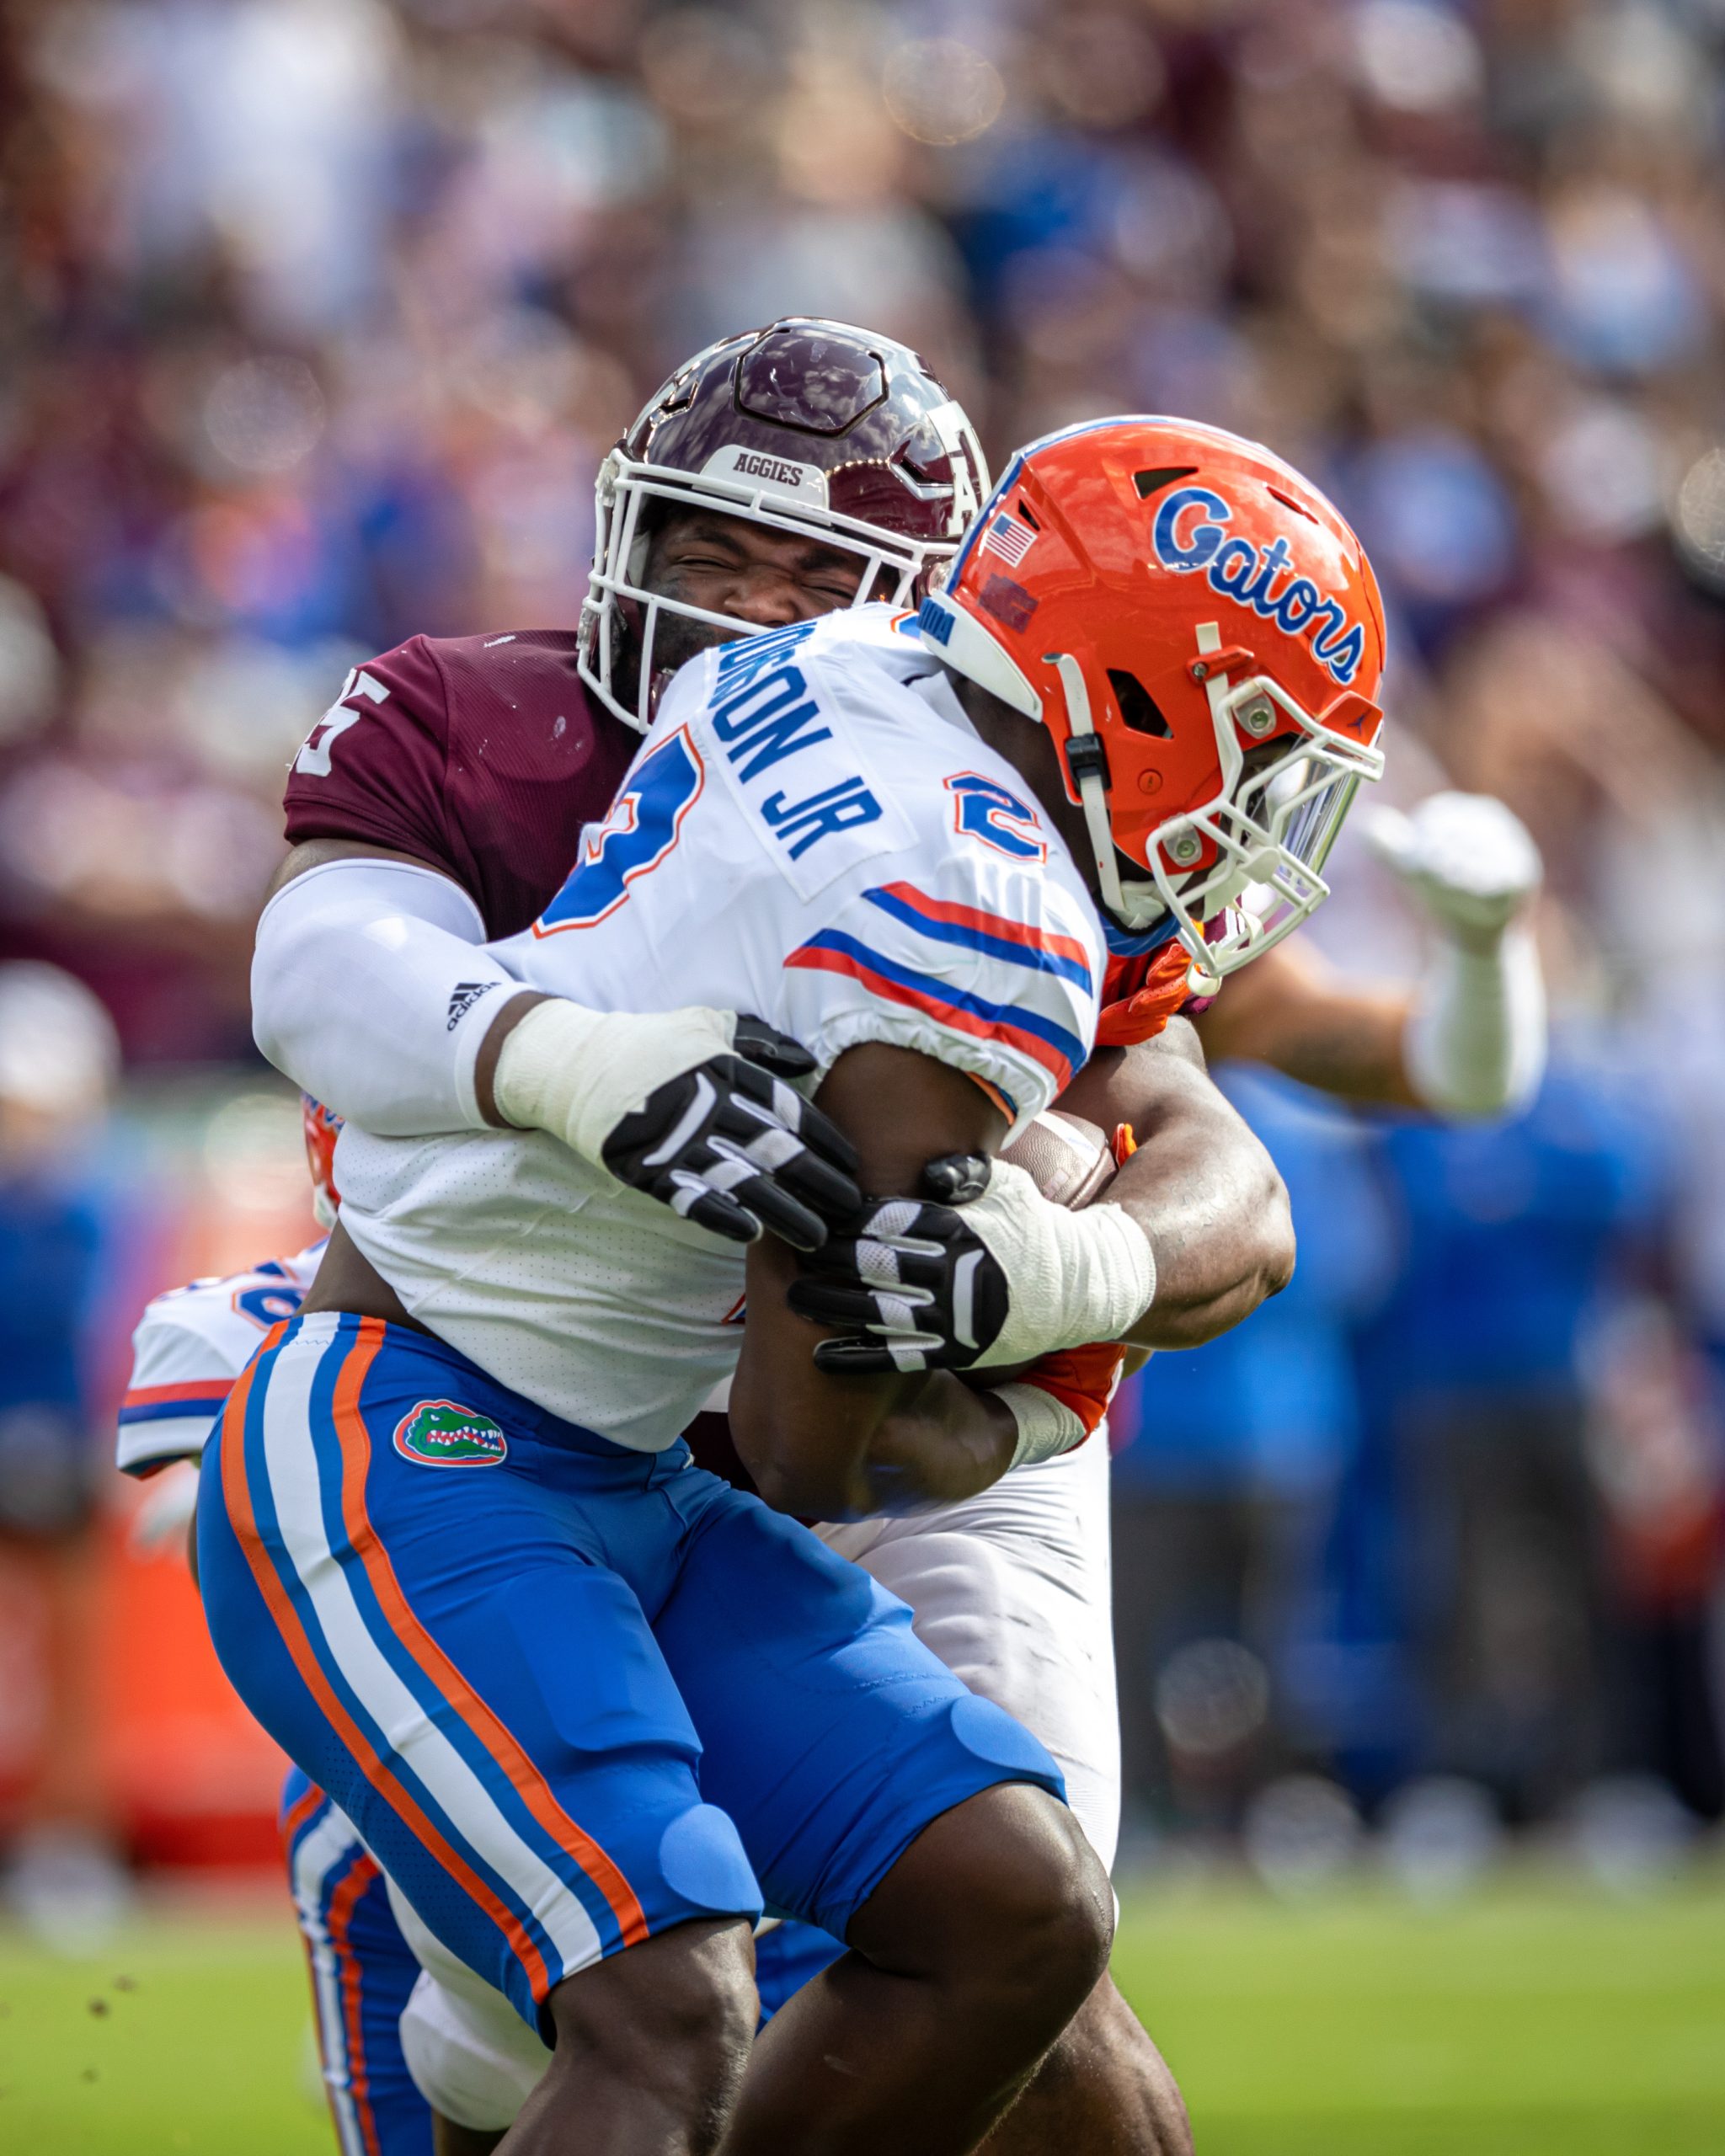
[601,1018,862,1252]
[786,1152,1012,1373]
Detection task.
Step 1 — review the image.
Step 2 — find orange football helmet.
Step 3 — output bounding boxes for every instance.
[918,418,1387,975]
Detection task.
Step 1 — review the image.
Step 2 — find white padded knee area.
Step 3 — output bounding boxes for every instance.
[385,1872,549,2131]
[398,1969,550,2132]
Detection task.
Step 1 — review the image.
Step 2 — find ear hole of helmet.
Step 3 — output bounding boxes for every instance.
[1133,467,1198,499]
[1108,668,1173,738]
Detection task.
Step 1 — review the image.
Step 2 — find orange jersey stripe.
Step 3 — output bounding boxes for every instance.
[329,1321,650,1949]
[216,1341,556,2002]
[784,942,1076,1089]
[1014,1342,1127,1436]
[967,1072,1017,1125]
[872,881,1095,973]
[124,1378,234,1408]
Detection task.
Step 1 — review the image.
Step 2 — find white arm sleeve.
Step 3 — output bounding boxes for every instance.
[1364,790,1548,1120]
[1404,923,1546,1119]
[251,857,517,1134]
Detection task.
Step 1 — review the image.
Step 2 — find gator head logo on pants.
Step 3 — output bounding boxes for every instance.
[393,1399,508,1468]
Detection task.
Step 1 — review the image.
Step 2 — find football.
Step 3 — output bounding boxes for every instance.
[974,1113,1118,1391]
[999,1108,1117,1211]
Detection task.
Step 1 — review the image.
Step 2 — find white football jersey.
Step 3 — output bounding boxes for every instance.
[334,606,1105,1452]
[117,1242,326,1475]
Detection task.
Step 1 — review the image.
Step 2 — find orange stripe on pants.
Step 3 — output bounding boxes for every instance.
[216,1339,556,2002]
[329,1319,650,1947]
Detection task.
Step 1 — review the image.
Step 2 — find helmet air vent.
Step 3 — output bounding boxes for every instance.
[1015,498,1041,529]
[1108,669,1173,739]
[1133,467,1198,499]
[1268,486,1320,524]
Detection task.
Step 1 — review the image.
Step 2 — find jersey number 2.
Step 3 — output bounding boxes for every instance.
[947,772,1047,862]
[535,727,706,935]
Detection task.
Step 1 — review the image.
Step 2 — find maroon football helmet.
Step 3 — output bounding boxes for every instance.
[579,318,990,728]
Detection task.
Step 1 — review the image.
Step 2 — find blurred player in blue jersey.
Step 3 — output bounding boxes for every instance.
[0,963,129,1949]
[120,1102,434,2156]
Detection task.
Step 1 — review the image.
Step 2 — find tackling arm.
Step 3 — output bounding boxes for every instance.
[1191,938,1415,1105]
[252,839,531,1134]
[788,1021,1293,1379]
[1057,1022,1295,1349]
[252,840,862,1248]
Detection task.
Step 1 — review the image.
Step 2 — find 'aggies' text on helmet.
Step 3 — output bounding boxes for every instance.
[919,418,1387,978]
[580,318,988,728]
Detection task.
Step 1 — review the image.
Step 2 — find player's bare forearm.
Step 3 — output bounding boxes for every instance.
[1192,937,1418,1107]
[730,1042,1014,1518]
[1058,1027,1295,1350]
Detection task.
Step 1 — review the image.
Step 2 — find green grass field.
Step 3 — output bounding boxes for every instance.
[3,1870,1723,2153]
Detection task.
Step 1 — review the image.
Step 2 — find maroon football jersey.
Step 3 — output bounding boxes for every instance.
[283,630,638,937]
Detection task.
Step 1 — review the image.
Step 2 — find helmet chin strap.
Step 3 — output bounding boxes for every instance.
[1049,652,1164,932]
[1050,654,1126,920]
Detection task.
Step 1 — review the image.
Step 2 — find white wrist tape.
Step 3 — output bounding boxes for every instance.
[253,857,511,1133]
[995,1382,1091,1471]
[491,997,737,1166]
[1405,921,1546,1119]
[963,1160,1156,1369]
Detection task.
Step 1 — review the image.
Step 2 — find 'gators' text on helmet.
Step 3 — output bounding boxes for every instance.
[919,417,1387,976]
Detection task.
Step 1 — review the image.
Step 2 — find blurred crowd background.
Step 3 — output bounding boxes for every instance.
[3,0,1725,1912]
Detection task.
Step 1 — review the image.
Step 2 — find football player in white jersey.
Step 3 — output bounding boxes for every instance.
[206,414,1387,2156]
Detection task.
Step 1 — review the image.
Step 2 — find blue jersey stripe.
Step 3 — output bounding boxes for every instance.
[861,885,1094,992]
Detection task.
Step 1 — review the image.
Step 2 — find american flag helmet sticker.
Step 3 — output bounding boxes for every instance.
[981,511,1037,568]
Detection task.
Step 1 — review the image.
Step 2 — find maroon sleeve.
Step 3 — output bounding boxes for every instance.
[282,638,460,879]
